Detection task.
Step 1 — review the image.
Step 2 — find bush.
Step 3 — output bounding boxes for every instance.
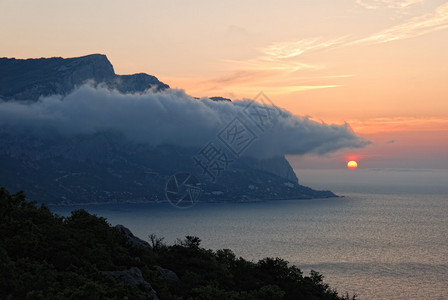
[0,187,356,299]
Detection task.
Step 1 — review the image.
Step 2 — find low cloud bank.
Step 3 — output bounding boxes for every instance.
[0,84,368,158]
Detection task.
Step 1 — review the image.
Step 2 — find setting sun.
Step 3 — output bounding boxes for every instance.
[347,160,358,170]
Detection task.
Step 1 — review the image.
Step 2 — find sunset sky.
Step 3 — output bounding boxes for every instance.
[1,0,447,170]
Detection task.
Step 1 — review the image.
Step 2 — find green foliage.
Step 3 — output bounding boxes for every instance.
[0,187,150,299]
[0,187,356,299]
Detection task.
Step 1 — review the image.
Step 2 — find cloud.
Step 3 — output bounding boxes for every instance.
[202,37,349,95]
[352,2,448,44]
[356,0,425,10]
[260,37,346,61]
[347,117,448,134]
[220,85,343,96]
[205,2,447,95]
[0,84,368,158]
[207,70,272,88]
[249,115,368,158]
[223,37,345,76]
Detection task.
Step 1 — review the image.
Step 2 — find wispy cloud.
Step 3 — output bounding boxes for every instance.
[227,85,343,96]
[348,117,448,134]
[226,58,322,74]
[221,37,343,75]
[352,2,448,44]
[192,2,448,97]
[204,37,348,95]
[260,37,346,60]
[356,0,425,10]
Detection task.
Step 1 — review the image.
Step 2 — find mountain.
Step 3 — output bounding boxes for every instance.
[0,54,336,204]
[0,54,168,101]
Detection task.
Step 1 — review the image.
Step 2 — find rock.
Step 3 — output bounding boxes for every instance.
[209,96,232,102]
[0,54,169,101]
[115,225,152,251]
[101,267,158,300]
[154,265,180,282]
[113,73,169,94]
[247,156,299,183]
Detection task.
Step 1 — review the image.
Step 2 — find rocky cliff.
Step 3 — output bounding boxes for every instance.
[0,54,168,101]
[0,54,336,204]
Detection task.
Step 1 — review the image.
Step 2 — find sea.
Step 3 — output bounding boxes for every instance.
[50,169,448,300]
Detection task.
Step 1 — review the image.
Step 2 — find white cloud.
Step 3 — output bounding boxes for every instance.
[352,2,448,44]
[260,37,345,60]
[205,37,348,94]
[356,0,425,10]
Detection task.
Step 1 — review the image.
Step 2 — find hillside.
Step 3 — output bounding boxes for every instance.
[0,187,356,299]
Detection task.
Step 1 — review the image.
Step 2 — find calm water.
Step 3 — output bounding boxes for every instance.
[50,169,448,300]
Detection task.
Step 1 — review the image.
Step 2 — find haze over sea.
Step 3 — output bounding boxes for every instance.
[50,168,448,300]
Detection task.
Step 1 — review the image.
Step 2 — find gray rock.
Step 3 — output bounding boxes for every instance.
[0,54,169,101]
[101,267,158,300]
[115,224,152,251]
[209,96,231,102]
[154,265,180,282]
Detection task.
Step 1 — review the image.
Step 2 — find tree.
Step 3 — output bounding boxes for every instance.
[178,235,201,249]
[148,233,165,252]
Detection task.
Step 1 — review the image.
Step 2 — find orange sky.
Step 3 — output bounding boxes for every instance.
[1,0,447,169]
[287,117,448,170]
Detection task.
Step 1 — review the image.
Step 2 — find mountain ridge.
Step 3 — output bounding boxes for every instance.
[0,54,337,204]
[0,54,169,101]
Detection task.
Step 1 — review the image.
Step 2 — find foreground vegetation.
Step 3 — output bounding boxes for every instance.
[0,187,356,299]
